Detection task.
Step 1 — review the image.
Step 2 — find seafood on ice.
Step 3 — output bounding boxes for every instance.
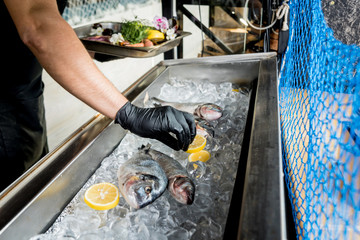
[117,151,168,209]
[141,144,196,205]
[149,97,223,122]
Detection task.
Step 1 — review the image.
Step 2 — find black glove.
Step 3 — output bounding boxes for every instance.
[115,102,196,151]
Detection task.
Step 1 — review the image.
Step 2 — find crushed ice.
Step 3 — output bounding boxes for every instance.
[29,78,251,240]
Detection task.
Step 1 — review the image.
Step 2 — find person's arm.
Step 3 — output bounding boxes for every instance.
[4,0,127,119]
[4,0,196,151]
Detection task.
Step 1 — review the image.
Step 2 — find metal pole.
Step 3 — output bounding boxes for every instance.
[178,4,234,54]
[162,0,175,59]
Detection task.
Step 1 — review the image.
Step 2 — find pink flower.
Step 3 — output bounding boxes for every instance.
[153,16,169,31]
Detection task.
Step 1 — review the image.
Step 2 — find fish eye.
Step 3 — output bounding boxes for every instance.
[144,186,152,194]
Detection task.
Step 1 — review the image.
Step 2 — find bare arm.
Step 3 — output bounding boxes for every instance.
[4,0,128,119]
[4,0,197,151]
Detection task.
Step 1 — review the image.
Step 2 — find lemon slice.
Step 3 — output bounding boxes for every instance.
[84,182,119,210]
[188,150,211,163]
[147,30,165,43]
[186,134,206,153]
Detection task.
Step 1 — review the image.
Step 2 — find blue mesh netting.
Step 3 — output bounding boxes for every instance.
[279,0,360,239]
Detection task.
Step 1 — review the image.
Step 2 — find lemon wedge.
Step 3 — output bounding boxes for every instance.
[147,30,165,43]
[188,150,211,163]
[84,182,119,210]
[186,134,206,153]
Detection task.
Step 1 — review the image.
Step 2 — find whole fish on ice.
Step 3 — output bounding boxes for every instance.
[141,145,196,205]
[117,151,168,209]
[150,97,223,121]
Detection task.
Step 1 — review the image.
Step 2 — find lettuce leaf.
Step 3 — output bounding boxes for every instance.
[120,20,152,44]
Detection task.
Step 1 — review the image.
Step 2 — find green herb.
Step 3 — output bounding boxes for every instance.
[120,19,152,44]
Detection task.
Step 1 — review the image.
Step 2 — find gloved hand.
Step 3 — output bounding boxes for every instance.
[115,101,196,151]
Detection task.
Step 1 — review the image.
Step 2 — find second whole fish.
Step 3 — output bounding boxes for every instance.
[141,145,196,205]
[150,97,223,122]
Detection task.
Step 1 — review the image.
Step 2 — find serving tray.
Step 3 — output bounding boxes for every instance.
[73,22,191,58]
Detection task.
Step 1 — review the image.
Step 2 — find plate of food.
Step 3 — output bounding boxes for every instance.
[73,17,191,58]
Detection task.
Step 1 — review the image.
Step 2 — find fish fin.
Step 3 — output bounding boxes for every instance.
[153,103,162,108]
[139,143,152,153]
[143,92,150,107]
[150,97,164,108]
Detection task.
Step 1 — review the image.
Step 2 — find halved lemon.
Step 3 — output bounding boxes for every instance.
[186,134,206,153]
[188,150,211,163]
[147,30,165,43]
[84,182,119,210]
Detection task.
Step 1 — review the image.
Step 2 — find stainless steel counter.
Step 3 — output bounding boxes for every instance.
[0,53,286,240]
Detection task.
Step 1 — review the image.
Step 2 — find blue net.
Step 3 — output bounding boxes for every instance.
[279,0,360,239]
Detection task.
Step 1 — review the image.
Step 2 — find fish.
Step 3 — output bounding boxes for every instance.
[141,145,196,205]
[150,97,223,121]
[196,119,215,138]
[117,151,168,209]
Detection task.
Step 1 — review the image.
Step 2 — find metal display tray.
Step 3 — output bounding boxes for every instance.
[73,22,191,58]
[0,53,287,240]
